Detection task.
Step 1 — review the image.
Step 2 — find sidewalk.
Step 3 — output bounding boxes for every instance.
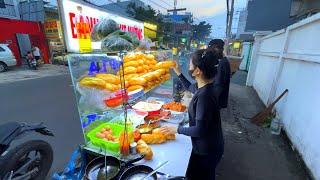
[0,64,69,84]
[217,71,309,180]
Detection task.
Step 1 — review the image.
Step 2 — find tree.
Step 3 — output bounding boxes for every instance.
[126,2,171,44]
[127,3,158,24]
[192,21,212,42]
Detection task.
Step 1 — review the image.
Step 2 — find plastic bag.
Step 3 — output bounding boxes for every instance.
[91,19,119,41]
[108,30,140,48]
[77,84,112,112]
[52,147,86,180]
[126,31,140,47]
[138,37,153,50]
[101,35,133,52]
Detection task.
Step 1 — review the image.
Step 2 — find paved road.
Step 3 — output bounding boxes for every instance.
[0,74,83,177]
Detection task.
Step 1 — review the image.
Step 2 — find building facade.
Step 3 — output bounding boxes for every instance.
[236,0,298,41]
[0,0,20,19]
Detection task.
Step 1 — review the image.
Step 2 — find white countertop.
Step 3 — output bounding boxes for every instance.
[134,125,192,177]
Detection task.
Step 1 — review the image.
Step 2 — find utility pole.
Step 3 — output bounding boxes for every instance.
[167,0,186,48]
[226,0,234,55]
[228,0,235,39]
[226,0,229,38]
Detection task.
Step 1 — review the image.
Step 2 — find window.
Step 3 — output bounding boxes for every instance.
[0,47,5,52]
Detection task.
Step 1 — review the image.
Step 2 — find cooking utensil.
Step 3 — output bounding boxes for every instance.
[85,156,120,180]
[156,172,187,180]
[251,89,288,125]
[141,161,169,180]
[84,154,145,180]
[119,165,157,180]
[97,149,109,180]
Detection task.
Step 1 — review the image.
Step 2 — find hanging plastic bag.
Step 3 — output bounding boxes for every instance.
[52,147,86,180]
[138,37,153,50]
[77,85,112,112]
[101,35,134,52]
[108,30,140,48]
[91,19,120,41]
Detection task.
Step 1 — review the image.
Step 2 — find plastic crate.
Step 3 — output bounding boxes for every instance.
[87,122,133,153]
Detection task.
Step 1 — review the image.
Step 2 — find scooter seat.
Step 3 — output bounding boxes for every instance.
[0,122,21,144]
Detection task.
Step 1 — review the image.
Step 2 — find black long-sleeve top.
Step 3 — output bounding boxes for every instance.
[177,74,224,155]
[214,57,231,108]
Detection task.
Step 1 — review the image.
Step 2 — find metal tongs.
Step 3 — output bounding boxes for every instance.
[141,161,169,180]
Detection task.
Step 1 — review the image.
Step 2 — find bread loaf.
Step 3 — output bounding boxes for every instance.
[96,74,120,84]
[124,66,137,74]
[124,61,139,68]
[129,77,147,86]
[155,61,176,69]
[127,85,144,92]
[136,140,153,160]
[79,77,106,89]
[141,133,166,144]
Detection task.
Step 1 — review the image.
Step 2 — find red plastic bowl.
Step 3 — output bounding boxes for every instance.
[147,109,161,115]
[104,94,129,108]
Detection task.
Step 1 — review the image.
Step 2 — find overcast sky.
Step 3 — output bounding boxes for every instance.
[50,0,247,38]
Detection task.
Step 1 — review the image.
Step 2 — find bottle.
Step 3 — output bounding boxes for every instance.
[270,117,282,135]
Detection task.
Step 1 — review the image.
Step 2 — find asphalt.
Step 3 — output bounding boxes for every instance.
[0,72,310,180]
[0,74,83,178]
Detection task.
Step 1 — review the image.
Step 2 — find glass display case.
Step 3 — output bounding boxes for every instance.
[67,50,177,156]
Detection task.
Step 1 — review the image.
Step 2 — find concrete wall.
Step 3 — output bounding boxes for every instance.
[247,13,320,179]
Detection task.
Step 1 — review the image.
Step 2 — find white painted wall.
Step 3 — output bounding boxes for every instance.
[247,13,320,179]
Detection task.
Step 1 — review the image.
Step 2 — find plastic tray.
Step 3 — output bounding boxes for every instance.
[87,122,133,153]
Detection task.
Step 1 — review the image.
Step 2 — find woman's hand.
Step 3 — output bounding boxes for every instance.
[172,62,182,76]
[159,126,178,135]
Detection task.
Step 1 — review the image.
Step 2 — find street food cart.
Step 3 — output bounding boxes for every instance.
[56,0,192,179]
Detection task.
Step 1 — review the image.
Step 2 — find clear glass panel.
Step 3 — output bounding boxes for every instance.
[67,50,174,156]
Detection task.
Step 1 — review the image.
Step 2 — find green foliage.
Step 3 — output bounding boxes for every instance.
[192,21,212,42]
[127,2,158,24]
[126,2,172,43]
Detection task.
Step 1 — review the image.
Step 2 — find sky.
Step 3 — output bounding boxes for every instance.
[49,0,247,38]
[173,0,248,38]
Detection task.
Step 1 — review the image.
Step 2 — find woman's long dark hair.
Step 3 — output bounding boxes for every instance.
[191,49,219,80]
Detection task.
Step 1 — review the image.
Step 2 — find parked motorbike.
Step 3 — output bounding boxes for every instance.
[25,54,37,70]
[0,122,54,180]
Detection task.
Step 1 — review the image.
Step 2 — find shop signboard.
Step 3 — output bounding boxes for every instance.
[144,22,157,39]
[44,19,63,39]
[58,0,144,53]
[233,41,241,49]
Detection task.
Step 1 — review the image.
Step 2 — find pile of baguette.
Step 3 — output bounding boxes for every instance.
[136,128,176,160]
[119,53,176,92]
[79,52,176,92]
[141,128,176,144]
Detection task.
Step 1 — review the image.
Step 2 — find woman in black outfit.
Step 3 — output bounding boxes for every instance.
[160,49,224,180]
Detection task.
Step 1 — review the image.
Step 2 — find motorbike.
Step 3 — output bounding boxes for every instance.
[0,122,54,180]
[25,55,37,70]
[29,59,37,70]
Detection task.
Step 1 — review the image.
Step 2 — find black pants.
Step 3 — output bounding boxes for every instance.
[186,151,223,180]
